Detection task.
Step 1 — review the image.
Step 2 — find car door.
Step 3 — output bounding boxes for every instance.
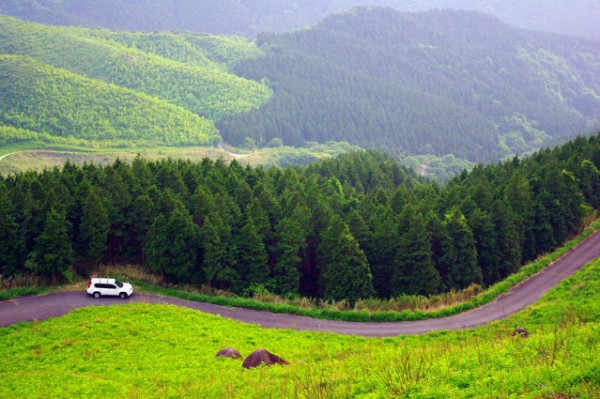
[103,283,118,296]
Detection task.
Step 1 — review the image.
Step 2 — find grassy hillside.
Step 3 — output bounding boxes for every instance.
[0,258,598,398]
[0,140,361,176]
[0,55,219,146]
[220,8,600,163]
[0,16,272,121]
[0,16,271,148]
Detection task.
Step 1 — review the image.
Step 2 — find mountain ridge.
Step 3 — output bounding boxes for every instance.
[1,0,598,40]
[219,8,600,163]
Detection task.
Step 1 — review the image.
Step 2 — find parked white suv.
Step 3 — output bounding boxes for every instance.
[87,278,133,299]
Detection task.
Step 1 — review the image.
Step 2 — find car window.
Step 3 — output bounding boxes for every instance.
[115,281,124,288]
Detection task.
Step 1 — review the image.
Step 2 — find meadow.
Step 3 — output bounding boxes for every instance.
[0,257,598,398]
[0,140,359,176]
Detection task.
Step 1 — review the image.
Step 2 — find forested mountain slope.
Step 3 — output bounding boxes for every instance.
[0,55,217,146]
[0,16,270,146]
[1,0,598,40]
[219,8,600,163]
[1,133,598,303]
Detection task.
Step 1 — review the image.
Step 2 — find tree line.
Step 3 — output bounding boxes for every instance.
[0,135,598,302]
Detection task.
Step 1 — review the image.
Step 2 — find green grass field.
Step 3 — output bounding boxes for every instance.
[0,141,360,175]
[1,258,598,398]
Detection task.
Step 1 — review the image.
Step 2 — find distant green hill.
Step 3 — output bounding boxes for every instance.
[0,16,272,121]
[0,55,218,146]
[219,8,600,163]
[0,16,271,146]
[1,12,599,165]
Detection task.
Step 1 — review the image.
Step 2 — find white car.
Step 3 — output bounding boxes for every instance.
[87,278,133,299]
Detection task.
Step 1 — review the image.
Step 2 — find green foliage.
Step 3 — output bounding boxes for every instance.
[0,135,598,304]
[0,16,272,147]
[236,216,269,293]
[317,215,374,304]
[392,205,441,296]
[0,55,219,146]
[441,208,481,289]
[0,16,272,121]
[25,207,74,283]
[220,8,600,163]
[77,187,109,264]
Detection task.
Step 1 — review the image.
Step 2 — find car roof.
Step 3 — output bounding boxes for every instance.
[91,278,116,283]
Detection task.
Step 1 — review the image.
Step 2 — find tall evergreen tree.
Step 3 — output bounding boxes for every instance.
[441,208,481,290]
[271,216,304,296]
[200,212,239,290]
[164,205,199,284]
[364,205,398,298]
[235,215,269,293]
[128,193,155,265]
[145,214,170,278]
[317,216,374,305]
[392,205,441,296]
[493,200,523,278]
[468,207,500,286]
[0,184,19,276]
[78,187,109,265]
[26,207,74,283]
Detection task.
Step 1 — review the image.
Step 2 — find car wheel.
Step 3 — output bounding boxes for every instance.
[119,292,128,299]
[93,292,101,299]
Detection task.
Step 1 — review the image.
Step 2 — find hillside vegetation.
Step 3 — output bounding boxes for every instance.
[2,12,599,166]
[0,55,218,146]
[220,8,600,163]
[1,134,598,304]
[0,257,598,398]
[0,16,271,146]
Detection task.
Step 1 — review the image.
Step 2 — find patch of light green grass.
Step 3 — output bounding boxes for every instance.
[1,260,598,398]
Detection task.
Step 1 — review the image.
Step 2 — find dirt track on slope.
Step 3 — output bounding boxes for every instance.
[1,230,599,337]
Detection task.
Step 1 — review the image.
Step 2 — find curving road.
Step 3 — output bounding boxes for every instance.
[1,230,599,337]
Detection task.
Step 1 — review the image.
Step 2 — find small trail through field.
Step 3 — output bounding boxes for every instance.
[0,152,18,161]
[1,230,599,337]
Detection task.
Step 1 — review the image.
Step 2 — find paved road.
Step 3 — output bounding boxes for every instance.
[1,230,599,337]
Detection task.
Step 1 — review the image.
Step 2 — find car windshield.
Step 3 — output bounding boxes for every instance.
[115,280,124,288]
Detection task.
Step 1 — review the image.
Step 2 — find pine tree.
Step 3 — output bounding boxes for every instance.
[200,213,239,290]
[26,207,74,283]
[271,216,304,295]
[392,205,441,296]
[468,207,500,286]
[145,214,170,278]
[442,208,481,290]
[164,205,199,284]
[78,187,109,264]
[493,200,522,279]
[236,215,269,293]
[128,193,155,265]
[317,216,374,305]
[0,184,19,276]
[364,205,398,298]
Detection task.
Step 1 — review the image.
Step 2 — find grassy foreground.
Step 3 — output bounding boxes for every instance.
[1,259,598,398]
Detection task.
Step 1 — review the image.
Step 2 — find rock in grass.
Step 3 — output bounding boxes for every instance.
[512,328,529,338]
[242,348,289,369]
[216,347,242,359]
